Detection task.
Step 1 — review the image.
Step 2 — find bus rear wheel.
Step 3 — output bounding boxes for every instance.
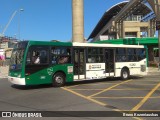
[52,72,65,87]
[121,68,129,80]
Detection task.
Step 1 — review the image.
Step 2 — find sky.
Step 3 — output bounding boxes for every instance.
[0,0,126,42]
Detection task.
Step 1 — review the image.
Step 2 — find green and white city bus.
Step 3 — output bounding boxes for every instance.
[8,41,147,87]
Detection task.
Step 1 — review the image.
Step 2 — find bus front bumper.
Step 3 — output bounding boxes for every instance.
[8,76,26,85]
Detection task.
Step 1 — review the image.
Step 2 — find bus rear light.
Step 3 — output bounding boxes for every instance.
[141,65,146,72]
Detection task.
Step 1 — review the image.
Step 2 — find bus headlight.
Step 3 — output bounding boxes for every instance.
[18,74,21,78]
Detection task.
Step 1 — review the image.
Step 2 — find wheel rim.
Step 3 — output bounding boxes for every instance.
[123,71,128,78]
[55,76,63,84]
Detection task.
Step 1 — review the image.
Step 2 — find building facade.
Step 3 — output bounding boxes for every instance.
[88,1,155,42]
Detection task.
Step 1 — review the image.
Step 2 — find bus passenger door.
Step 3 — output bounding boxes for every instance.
[105,49,115,76]
[73,49,85,80]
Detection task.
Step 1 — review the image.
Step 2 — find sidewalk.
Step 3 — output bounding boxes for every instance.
[147,67,160,75]
[0,66,9,78]
[0,66,159,79]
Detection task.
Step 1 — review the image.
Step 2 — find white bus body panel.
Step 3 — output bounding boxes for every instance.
[73,59,147,81]
[8,76,26,85]
[72,43,144,48]
[115,59,147,77]
[86,63,106,79]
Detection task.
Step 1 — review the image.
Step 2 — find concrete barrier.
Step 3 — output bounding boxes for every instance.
[0,66,9,78]
[0,59,10,66]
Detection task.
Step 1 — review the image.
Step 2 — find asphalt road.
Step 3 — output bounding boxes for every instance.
[0,74,160,120]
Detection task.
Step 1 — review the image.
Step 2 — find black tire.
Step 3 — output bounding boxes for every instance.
[121,68,129,80]
[52,72,65,87]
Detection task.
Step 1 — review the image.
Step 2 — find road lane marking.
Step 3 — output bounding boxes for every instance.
[70,88,152,91]
[92,97,145,99]
[92,96,160,99]
[64,85,80,88]
[109,89,156,90]
[62,87,106,106]
[71,89,104,90]
[62,87,142,120]
[88,80,132,98]
[64,81,122,88]
[131,83,160,111]
[133,110,160,111]
[122,83,158,85]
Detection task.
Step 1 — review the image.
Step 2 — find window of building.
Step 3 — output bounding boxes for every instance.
[125,15,142,21]
[125,32,137,38]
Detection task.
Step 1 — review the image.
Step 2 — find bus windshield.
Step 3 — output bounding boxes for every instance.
[10,49,25,70]
[9,41,28,71]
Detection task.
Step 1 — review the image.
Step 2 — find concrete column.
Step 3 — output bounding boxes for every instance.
[148,20,151,37]
[119,22,122,38]
[137,31,141,38]
[148,20,156,37]
[117,21,124,38]
[148,46,154,62]
[151,20,156,37]
[115,22,119,39]
[72,0,84,43]
[121,21,125,38]
[117,22,122,38]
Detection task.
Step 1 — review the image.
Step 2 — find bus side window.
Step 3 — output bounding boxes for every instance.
[116,48,127,62]
[26,51,31,64]
[40,50,47,64]
[87,48,103,63]
[58,56,69,64]
[128,49,137,62]
[136,49,145,61]
[26,46,49,65]
[51,47,71,64]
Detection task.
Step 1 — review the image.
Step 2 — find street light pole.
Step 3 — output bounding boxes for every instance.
[18,9,24,41]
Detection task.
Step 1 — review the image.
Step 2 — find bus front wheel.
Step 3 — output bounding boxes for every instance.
[121,68,130,80]
[52,72,65,87]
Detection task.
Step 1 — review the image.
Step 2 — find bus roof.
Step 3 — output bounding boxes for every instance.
[25,41,144,48]
[27,41,72,47]
[73,42,144,48]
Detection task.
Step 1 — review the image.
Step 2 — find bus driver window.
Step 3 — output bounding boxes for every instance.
[32,52,40,64]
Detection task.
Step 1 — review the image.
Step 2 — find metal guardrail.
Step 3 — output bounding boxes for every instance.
[0,59,10,66]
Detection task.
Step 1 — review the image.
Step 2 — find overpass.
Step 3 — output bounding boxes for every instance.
[88,1,154,41]
[85,0,160,66]
[71,0,160,43]
[87,0,160,41]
